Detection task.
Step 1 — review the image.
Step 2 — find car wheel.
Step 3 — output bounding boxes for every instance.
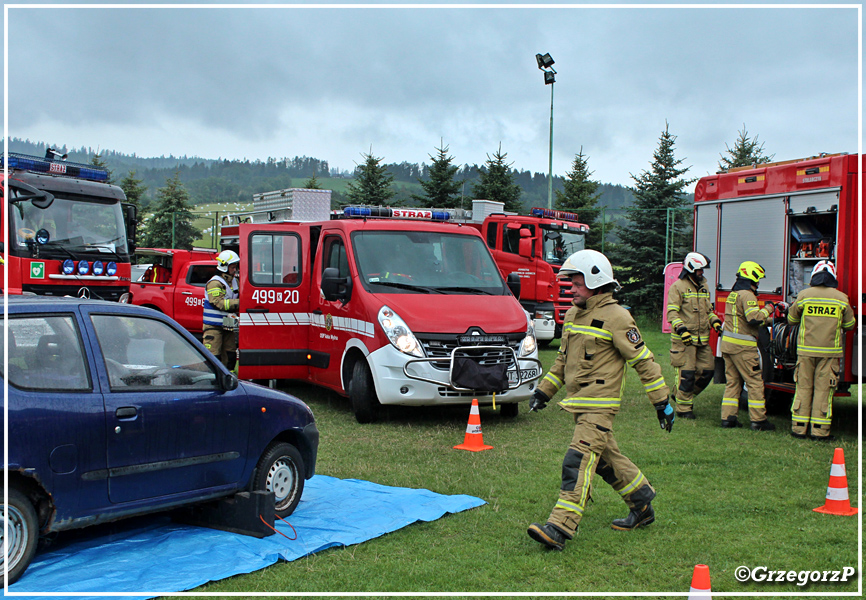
[350,360,380,424]
[1,486,38,585]
[500,402,519,418]
[252,442,305,517]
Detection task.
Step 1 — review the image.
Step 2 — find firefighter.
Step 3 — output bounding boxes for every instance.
[786,261,856,440]
[202,250,240,369]
[526,249,673,551]
[666,252,721,419]
[719,261,776,431]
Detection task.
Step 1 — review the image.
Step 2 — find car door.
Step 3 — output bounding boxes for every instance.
[85,306,250,504]
[3,308,110,520]
[173,262,217,334]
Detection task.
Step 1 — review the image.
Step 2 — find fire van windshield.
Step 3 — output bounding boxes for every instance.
[352,230,508,295]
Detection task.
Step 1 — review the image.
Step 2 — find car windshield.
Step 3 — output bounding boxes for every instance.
[542,228,586,265]
[352,230,506,294]
[10,196,129,258]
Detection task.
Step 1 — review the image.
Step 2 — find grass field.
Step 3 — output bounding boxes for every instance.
[189,317,860,595]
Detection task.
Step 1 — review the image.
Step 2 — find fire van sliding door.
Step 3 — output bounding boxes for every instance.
[238,224,311,381]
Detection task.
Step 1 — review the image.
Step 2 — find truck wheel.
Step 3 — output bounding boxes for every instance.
[252,442,305,517]
[1,486,39,585]
[350,360,381,424]
[500,402,519,418]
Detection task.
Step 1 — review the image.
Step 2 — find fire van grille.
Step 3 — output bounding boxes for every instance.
[417,333,524,372]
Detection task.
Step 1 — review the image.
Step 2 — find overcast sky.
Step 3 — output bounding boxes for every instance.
[4,1,861,188]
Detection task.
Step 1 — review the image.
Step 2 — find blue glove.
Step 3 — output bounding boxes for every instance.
[529,389,550,412]
[654,400,675,433]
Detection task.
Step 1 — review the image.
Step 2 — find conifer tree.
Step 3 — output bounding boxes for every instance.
[614,122,694,313]
[471,144,523,213]
[554,147,602,248]
[90,152,114,184]
[718,125,774,171]
[142,171,198,249]
[119,169,147,240]
[303,173,322,189]
[412,141,464,208]
[346,150,396,206]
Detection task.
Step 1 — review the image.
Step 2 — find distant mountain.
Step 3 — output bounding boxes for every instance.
[5,137,637,214]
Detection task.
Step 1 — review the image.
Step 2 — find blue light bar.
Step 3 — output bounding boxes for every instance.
[531,207,581,223]
[343,206,451,221]
[1,152,109,183]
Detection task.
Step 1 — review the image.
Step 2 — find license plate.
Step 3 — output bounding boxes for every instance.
[507,368,539,383]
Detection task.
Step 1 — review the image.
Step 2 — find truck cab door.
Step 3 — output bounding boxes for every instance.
[238,223,311,381]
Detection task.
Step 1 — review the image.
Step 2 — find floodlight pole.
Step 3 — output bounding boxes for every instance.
[547,81,554,210]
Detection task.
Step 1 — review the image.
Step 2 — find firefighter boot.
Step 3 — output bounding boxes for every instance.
[750,419,777,431]
[611,503,655,531]
[527,522,571,551]
[721,416,743,428]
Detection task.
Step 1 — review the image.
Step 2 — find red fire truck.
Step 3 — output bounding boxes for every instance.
[2,152,136,300]
[691,153,862,401]
[219,203,542,423]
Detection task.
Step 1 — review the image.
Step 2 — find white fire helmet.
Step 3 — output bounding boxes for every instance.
[559,249,618,290]
[811,260,837,280]
[216,250,240,272]
[683,252,710,273]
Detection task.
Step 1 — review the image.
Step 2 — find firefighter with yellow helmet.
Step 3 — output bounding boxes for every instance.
[719,261,776,430]
[526,249,672,551]
[666,252,721,419]
[202,250,241,368]
[786,260,856,440]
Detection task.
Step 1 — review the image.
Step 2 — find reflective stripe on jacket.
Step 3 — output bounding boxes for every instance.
[203,274,239,328]
[666,275,718,345]
[787,286,856,357]
[719,289,772,355]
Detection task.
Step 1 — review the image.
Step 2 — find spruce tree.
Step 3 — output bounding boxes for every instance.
[554,147,602,248]
[412,141,464,208]
[346,150,396,206]
[142,171,198,249]
[119,169,147,241]
[614,122,695,313]
[90,152,114,184]
[471,144,523,213]
[303,173,322,189]
[718,125,774,171]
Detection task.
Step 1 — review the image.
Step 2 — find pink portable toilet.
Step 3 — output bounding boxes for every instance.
[661,262,683,333]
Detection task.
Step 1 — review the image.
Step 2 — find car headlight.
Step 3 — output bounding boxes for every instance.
[519,313,537,357]
[535,310,554,320]
[378,305,424,358]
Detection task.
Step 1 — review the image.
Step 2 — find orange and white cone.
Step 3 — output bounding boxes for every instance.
[813,447,858,516]
[453,398,493,452]
[688,564,711,600]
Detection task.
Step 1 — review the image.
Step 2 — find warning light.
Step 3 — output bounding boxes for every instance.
[306,354,312,360]
[261,407,266,413]
[62,259,75,275]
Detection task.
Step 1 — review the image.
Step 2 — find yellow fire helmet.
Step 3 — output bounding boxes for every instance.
[737,260,766,283]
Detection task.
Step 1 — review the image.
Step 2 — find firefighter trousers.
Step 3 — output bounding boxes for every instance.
[202,326,238,369]
[791,356,838,438]
[547,412,656,538]
[671,343,714,414]
[721,350,768,423]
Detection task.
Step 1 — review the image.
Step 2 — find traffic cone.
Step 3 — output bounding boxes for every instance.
[453,399,493,452]
[813,447,858,516]
[688,564,711,600]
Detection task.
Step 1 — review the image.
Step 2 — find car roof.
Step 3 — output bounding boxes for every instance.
[3,295,158,316]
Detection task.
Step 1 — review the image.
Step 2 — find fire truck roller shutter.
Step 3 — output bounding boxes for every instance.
[716,196,786,293]
[787,190,840,214]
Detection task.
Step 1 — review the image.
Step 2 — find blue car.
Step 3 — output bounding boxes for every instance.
[2,296,319,584]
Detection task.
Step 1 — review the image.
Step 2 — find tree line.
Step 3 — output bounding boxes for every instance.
[6,125,772,314]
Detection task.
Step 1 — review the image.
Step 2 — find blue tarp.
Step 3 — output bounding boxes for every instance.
[8,475,485,598]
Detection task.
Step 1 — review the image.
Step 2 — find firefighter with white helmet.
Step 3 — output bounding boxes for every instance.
[526,249,672,551]
[203,249,241,368]
[719,261,776,430]
[666,252,721,419]
[786,260,856,440]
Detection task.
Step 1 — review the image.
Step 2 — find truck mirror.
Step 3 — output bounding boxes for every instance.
[8,180,54,209]
[507,272,521,298]
[322,267,353,303]
[518,233,533,259]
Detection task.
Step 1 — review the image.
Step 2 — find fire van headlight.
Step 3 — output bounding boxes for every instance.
[519,315,538,357]
[378,305,424,358]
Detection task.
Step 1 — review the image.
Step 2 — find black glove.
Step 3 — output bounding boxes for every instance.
[654,399,675,433]
[711,320,722,333]
[529,389,550,412]
[675,325,693,345]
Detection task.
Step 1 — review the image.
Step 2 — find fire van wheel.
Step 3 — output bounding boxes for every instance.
[252,442,305,517]
[1,486,38,585]
[350,360,381,424]
[500,402,520,418]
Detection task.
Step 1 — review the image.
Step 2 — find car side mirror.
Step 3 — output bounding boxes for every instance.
[322,267,352,303]
[507,272,521,298]
[222,371,238,391]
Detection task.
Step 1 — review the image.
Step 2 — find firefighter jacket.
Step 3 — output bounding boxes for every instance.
[787,285,856,358]
[666,274,720,345]
[536,293,669,414]
[203,274,239,329]
[719,287,772,355]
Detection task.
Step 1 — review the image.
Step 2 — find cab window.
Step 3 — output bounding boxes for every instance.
[2,315,91,391]
[250,233,301,286]
[90,315,218,391]
[322,236,350,277]
[501,224,535,255]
